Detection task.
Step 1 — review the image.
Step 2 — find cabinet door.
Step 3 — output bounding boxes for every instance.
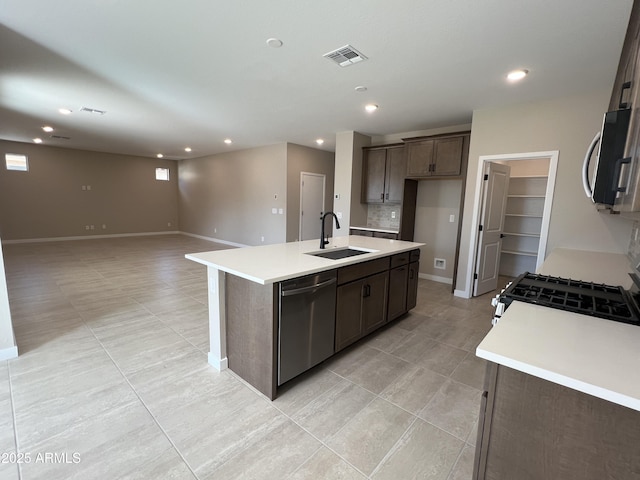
[362,271,389,335]
[406,261,419,311]
[387,265,408,320]
[335,280,364,352]
[384,146,406,203]
[432,137,463,176]
[362,149,386,204]
[406,140,434,177]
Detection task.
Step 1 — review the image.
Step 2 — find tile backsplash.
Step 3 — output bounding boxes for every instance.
[367,204,401,230]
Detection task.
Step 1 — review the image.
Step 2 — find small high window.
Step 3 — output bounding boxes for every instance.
[5,153,28,171]
[155,167,170,181]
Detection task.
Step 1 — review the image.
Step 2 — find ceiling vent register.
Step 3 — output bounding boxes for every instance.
[80,107,107,115]
[323,45,368,67]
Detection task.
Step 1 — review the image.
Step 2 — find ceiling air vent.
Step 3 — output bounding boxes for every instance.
[80,107,107,115]
[323,45,367,67]
[50,135,71,140]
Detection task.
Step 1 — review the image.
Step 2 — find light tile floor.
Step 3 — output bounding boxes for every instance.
[1,235,501,480]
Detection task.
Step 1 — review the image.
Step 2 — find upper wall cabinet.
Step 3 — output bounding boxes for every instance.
[362,145,405,204]
[405,134,468,178]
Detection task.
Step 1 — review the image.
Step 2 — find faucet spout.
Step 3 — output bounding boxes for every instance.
[320,212,341,249]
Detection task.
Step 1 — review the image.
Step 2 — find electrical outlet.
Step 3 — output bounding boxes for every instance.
[85,225,90,230]
[391,211,396,219]
[272,208,277,214]
[434,258,446,270]
[167,222,172,227]
[214,228,217,233]
[449,214,455,223]
[90,225,95,230]
[336,212,342,219]
[261,236,265,242]
[102,224,107,229]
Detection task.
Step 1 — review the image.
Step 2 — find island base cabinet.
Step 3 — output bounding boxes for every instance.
[474,363,640,480]
[335,271,389,352]
[226,274,278,400]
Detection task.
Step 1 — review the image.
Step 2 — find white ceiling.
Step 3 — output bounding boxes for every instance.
[0,0,634,159]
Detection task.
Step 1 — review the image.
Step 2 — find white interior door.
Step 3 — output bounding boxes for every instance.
[300,172,325,241]
[474,162,511,296]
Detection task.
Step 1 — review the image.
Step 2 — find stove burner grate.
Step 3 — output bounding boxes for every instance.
[499,272,640,325]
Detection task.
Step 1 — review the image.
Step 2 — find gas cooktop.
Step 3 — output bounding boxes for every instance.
[495,272,640,325]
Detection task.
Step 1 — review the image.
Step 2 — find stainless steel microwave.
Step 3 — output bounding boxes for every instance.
[582,108,631,206]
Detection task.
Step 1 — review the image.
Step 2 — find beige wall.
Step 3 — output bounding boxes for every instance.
[414,179,462,281]
[0,239,16,359]
[285,144,335,242]
[0,140,179,240]
[178,143,288,246]
[456,90,634,296]
[334,131,370,236]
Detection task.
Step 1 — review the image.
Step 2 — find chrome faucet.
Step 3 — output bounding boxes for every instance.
[320,212,341,249]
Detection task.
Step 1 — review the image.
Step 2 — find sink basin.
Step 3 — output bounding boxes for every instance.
[308,247,374,260]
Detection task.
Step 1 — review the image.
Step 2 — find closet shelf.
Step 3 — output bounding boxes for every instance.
[503,232,540,238]
[502,249,538,257]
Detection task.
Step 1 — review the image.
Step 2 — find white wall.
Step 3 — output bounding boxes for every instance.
[456,90,634,297]
[178,143,288,246]
[334,131,370,236]
[0,240,17,360]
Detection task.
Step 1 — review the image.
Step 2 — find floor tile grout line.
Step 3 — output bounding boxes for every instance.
[6,361,23,480]
[79,316,202,480]
[368,416,420,478]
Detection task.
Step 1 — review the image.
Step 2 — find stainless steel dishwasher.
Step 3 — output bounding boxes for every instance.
[278,269,337,385]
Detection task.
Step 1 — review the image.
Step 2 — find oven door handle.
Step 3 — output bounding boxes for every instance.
[582,131,600,200]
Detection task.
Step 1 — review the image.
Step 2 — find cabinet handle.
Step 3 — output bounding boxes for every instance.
[619,81,632,109]
[362,284,371,298]
[380,193,384,200]
[409,269,414,279]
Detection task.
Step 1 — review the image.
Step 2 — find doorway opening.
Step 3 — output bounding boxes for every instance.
[467,151,558,297]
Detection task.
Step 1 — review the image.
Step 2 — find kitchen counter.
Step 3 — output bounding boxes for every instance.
[186,235,421,284]
[349,226,400,234]
[186,236,424,372]
[476,248,640,411]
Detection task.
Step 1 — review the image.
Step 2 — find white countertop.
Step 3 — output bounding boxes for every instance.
[537,247,634,288]
[349,226,400,234]
[186,236,424,285]
[477,248,640,411]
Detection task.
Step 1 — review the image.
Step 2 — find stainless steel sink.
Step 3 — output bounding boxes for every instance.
[307,248,373,260]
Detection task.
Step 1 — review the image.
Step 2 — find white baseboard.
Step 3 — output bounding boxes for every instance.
[419,273,453,285]
[0,345,18,361]
[2,231,181,244]
[180,232,248,248]
[208,353,228,371]
[454,289,471,299]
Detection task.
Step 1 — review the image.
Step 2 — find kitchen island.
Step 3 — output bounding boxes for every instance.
[186,235,424,399]
[473,248,640,480]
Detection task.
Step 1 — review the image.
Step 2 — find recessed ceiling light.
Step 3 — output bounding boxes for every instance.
[42,126,54,132]
[157,153,163,158]
[58,108,72,115]
[365,104,378,113]
[316,139,324,145]
[354,86,367,92]
[184,147,192,152]
[33,138,43,144]
[507,69,529,82]
[224,139,232,145]
[266,38,283,48]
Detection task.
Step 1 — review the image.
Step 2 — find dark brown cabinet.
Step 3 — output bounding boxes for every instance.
[387,253,409,321]
[335,258,390,352]
[387,250,420,321]
[407,256,420,311]
[405,135,465,177]
[362,145,405,204]
[474,363,640,480]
